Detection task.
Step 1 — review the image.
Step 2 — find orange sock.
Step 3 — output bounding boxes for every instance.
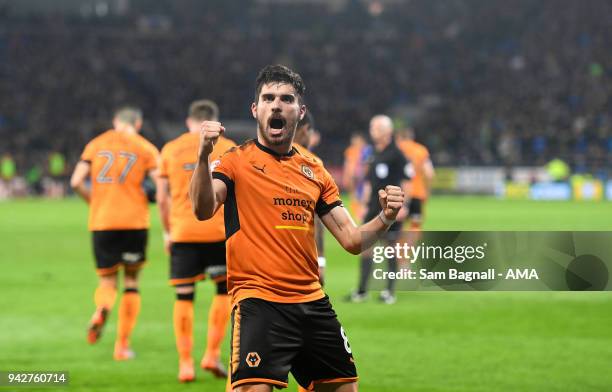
[225,372,232,392]
[94,285,117,310]
[203,294,231,363]
[116,290,141,347]
[174,300,194,361]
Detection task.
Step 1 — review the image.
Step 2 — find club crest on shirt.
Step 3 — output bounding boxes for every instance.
[301,164,314,180]
[210,159,221,171]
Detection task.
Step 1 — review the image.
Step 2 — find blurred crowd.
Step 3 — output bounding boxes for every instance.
[1,0,611,184]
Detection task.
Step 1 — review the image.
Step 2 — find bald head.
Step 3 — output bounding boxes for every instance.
[369,114,394,147]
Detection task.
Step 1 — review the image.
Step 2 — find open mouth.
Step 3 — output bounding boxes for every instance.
[269,117,286,131]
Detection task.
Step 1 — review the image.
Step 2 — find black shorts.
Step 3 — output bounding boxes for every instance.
[92,230,147,276]
[169,242,226,285]
[230,296,358,390]
[407,198,424,220]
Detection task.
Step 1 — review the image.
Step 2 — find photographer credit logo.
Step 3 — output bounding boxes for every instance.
[367,232,611,291]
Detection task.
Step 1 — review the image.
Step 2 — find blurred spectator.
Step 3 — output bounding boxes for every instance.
[46,151,67,197]
[0,0,611,177]
[1,153,16,181]
[546,158,571,182]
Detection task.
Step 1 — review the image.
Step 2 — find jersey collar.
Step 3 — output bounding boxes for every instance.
[254,139,296,158]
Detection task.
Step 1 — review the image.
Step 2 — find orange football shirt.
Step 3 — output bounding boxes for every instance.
[343,144,362,189]
[212,140,342,306]
[398,139,431,200]
[160,133,236,243]
[81,130,159,231]
[293,143,322,164]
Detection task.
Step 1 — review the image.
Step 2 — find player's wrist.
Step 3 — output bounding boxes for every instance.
[197,150,211,163]
[378,210,396,226]
[163,231,170,242]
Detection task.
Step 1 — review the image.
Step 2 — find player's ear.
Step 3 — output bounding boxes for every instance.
[299,105,306,121]
[251,102,257,119]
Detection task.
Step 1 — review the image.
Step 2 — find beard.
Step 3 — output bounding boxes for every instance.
[257,115,297,148]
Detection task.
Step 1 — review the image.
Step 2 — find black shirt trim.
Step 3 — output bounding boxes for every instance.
[316,199,343,217]
[254,139,296,158]
[212,172,240,239]
[212,172,232,187]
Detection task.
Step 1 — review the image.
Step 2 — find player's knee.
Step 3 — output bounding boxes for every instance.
[315,381,357,392]
[176,284,195,301]
[124,268,140,281]
[233,383,273,392]
[99,274,118,288]
[123,276,140,290]
[216,279,228,295]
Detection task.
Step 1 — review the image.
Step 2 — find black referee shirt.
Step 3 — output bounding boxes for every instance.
[365,141,412,220]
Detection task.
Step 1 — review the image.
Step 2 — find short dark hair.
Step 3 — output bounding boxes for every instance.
[254,64,306,103]
[188,99,219,121]
[113,106,142,126]
[298,111,314,130]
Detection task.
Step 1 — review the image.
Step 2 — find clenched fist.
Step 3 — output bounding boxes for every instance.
[378,185,405,222]
[198,121,225,158]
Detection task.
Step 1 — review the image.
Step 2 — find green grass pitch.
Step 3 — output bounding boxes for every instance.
[1,196,612,391]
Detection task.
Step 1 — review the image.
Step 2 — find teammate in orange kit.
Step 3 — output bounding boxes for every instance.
[190,64,405,392]
[396,127,434,235]
[342,133,369,221]
[157,100,236,382]
[70,107,159,360]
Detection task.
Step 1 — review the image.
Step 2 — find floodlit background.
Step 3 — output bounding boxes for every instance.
[1,1,612,391]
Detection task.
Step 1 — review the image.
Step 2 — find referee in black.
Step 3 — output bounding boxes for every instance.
[347,114,412,304]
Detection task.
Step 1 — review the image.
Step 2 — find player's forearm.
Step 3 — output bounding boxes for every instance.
[325,207,391,255]
[315,216,325,256]
[189,157,216,220]
[354,213,393,252]
[158,201,171,233]
[72,183,90,203]
[155,181,171,233]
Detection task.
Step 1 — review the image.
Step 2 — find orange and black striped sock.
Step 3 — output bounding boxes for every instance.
[174,294,194,361]
[203,294,231,363]
[116,288,141,347]
[94,285,117,310]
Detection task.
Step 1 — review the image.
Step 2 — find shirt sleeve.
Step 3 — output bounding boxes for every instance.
[143,145,159,171]
[80,141,95,163]
[315,166,343,217]
[212,148,237,186]
[159,145,170,178]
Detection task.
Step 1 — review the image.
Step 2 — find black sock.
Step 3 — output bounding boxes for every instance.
[357,255,372,294]
[177,292,194,301]
[386,257,397,293]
